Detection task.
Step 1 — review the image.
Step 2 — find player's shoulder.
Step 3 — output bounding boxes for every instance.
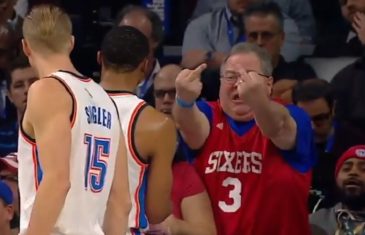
[137,105,175,134]
[28,77,71,100]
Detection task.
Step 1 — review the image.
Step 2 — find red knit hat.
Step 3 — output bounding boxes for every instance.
[335,145,365,177]
[0,152,18,175]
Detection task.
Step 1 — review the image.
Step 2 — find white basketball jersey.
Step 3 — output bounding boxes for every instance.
[18,71,121,235]
[108,91,149,235]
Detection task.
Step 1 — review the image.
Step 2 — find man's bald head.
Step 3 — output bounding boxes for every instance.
[154,64,182,116]
[155,64,182,83]
[116,5,163,51]
[119,10,152,41]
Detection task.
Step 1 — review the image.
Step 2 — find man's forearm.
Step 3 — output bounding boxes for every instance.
[26,178,70,235]
[251,96,289,138]
[173,104,208,149]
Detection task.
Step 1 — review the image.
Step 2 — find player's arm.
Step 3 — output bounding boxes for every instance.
[165,192,217,235]
[25,78,72,235]
[173,64,210,150]
[103,131,131,235]
[138,108,177,224]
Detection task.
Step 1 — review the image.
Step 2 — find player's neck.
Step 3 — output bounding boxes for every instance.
[100,70,141,92]
[33,54,78,79]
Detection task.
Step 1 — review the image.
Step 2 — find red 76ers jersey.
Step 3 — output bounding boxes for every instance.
[191,101,315,235]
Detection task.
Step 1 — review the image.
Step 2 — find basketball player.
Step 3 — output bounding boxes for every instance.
[173,42,316,235]
[19,5,130,235]
[98,26,177,234]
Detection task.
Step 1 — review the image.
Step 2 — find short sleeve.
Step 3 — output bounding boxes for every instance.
[173,162,206,199]
[196,100,213,124]
[281,105,317,173]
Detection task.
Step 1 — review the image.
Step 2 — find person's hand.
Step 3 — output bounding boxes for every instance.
[146,222,171,235]
[353,12,365,45]
[175,63,207,104]
[236,69,270,107]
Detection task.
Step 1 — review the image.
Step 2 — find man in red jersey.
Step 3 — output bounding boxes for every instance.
[173,42,316,235]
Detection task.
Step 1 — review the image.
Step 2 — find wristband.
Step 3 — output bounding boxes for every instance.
[175,96,195,108]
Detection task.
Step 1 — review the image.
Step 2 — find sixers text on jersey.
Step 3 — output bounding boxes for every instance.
[205,150,262,174]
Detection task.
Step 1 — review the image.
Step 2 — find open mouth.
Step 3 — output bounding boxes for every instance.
[232,94,240,101]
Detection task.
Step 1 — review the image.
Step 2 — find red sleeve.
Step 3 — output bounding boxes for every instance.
[171,161,206,219]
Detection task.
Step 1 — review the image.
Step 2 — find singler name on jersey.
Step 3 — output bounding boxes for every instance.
[85,105,112,129]
[205,150,263,174]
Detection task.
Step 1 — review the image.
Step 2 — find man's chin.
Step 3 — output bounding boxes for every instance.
[232,109,254,122]
[338,189,365,211]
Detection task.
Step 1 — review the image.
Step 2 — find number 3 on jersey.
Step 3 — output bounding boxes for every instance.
[84,134,111,192]
[219,177,242,212]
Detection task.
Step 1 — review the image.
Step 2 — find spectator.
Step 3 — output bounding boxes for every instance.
[174,42,315,235]
[292,79,337,209]
[293,79,335,156]
[331,0,365,156]
[0,56,37,157]
[310,145,365,235]
[181,0,247,70]
[115,5,163,106]
[153,64,181,115]
[244,2,316,103]
[314,0,365,57]
[191,0,316,42]
[148,64,217,235]
[0,180,14,235]
[0,23,17,70]
[147,161,217,235]
[0,152,18,233]
[0,23,17,119]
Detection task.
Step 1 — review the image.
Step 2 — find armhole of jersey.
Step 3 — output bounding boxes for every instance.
[110,97,121,124]
[47,75,76,128]
[128,102,149,165]
[19,108,36,144]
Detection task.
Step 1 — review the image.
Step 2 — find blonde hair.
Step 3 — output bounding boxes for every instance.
[23,4,72,54]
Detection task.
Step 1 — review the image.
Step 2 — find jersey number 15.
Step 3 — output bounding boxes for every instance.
[84,134,111,192]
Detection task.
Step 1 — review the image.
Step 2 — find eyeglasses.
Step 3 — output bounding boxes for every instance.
[311,112,331,124]
[247,31,280,42]
[154,89,176,99]
[220,70,271,84]
[0,175,18,182]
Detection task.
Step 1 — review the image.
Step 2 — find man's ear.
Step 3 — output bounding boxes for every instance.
[97,51,102,65]
[68,35,75,53]
[5,204,14,221]
[22,39,31,57]
[7,89,14,104]
[141,58,149,74]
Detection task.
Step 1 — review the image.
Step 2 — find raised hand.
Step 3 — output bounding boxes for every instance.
[236,69,270,107]
[353,12,365,45]
[175,63,207,104]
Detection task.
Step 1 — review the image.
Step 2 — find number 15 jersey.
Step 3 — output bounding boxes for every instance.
[18,71,121,235]
[191,101,315,235]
